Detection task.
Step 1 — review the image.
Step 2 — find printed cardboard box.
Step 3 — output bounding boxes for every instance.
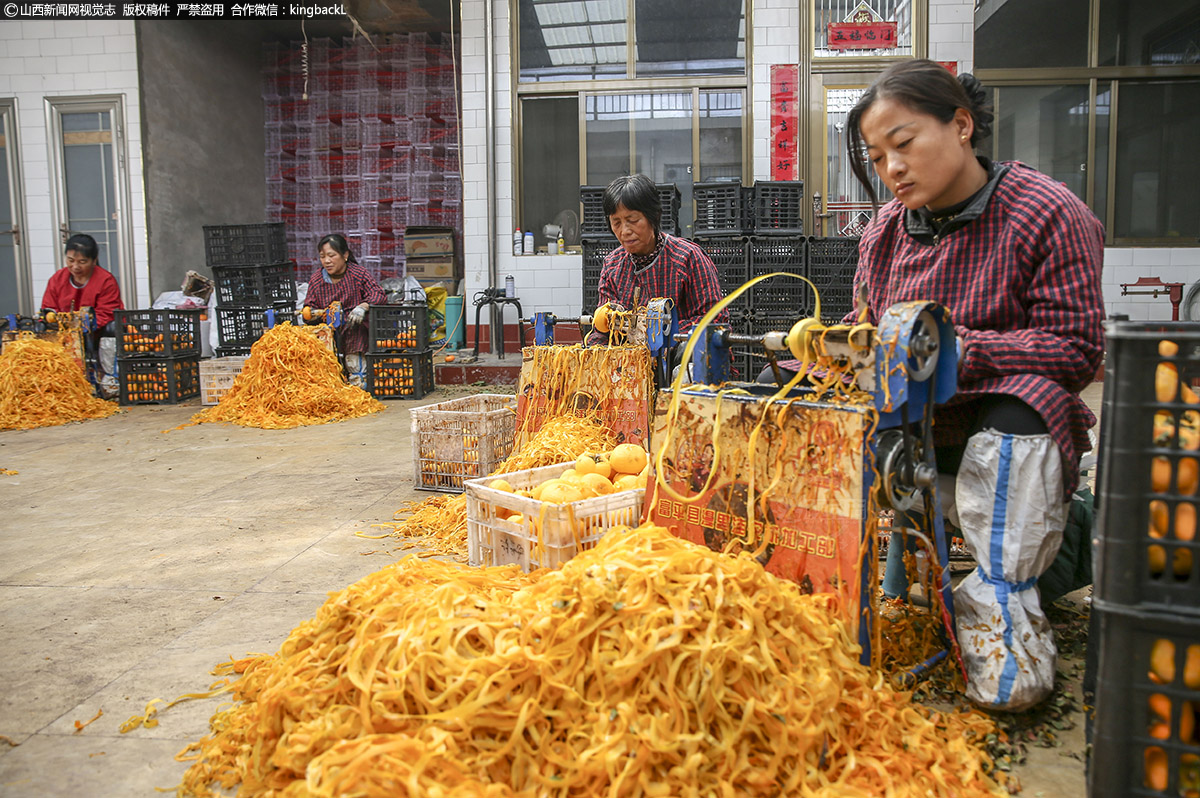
[644,386,872,612]
[514,345,654,448]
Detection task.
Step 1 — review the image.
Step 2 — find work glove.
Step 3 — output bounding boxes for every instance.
[347,303,368,327]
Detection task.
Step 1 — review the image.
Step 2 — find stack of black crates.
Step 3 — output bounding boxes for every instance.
[1090,321,1200,798]
[204,223,295,356]
[579,183,681,312]
[691,179,859,380]
[365,302,434,400]
[577,180,859,381]
[114,308,203,405]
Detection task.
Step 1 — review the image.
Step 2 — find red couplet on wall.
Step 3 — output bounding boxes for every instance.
[770,64,799,181]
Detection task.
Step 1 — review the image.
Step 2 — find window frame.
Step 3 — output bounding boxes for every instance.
[975,0,1200,246]
[44,94,137,304]
[809,0,925,65]
[0,98,32,316]
[516,0,749,85]
[513,0,752,237]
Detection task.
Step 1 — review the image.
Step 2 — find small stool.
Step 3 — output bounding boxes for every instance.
[472,293,525,359]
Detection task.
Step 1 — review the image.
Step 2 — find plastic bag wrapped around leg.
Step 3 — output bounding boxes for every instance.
[953,429,1069,711]
[345,353,366,389]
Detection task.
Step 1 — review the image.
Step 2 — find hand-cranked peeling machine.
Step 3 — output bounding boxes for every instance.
[526,298,682,387]
[725,300,960,676]
[530,299,961,676]
[2,308,100,391]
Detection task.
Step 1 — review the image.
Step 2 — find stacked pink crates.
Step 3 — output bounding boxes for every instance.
[262,34,462,284]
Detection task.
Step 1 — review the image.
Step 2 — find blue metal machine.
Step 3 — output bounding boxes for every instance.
[668,301,962,676]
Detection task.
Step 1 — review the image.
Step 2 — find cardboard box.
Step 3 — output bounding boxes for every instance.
[403,227,455,258]
[404,258,459,279]
[643,387,872,611]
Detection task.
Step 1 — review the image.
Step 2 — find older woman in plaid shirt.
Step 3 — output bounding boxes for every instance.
[594,175,729,339]
[843,61,1104,710]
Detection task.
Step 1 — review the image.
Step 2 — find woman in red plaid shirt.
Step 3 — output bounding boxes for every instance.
[303,233,386,387]
[843,60,1105,710]
[595,174,729,337]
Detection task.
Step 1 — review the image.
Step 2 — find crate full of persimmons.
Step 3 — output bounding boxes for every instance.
[465,443,650,571]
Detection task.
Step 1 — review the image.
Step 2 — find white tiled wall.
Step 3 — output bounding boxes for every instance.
[751,0,800,181]
[929,0,975,73]
[1102,247,1200,321]
[0,20,150,310]
[459,0,589,318]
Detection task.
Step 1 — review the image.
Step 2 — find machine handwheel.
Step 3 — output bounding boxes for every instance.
[905,310,940,382]
[876,429,922,512]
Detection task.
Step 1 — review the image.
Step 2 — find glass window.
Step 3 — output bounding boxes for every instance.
[585,94,634,187]
[584,92,695,233]
[520,97,582,247]
[1098,0,1200,67]
[823,87,885,237]
[634,0,745,77]
[974,0,1088,69]
[814,0,913,59]
[60,110,118,271]
[982,85,1091,203]
[519,0,746,82]
[698,90,742,183]
[632,92,693,234]
[579,91,741,235]
[1112,80,1200,240]
[519,0,628,83]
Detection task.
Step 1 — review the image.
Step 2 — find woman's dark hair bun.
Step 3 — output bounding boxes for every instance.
[958,73,994,140]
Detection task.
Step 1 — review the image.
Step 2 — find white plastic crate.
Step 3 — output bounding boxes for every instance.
[410,393,517,492]
[465,462,645,571]
[199,355,249,405]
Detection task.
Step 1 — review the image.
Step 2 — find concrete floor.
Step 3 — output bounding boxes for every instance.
[0,382,1104,796]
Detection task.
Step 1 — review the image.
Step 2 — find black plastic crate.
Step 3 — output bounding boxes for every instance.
[366,350,435,399]
[211,262,297,307]
[746,311,797,338]
[806,236,860,324]
[118,357,200,405]
[203,223,288,268]
[696,237,750,315]
[656,183,682,237]
[115,309,203,359]
[693,182,753,238]
[723,304,758,334]
[580,186,609,238]
[215,305,279,350]
[1094,322,1200,615]
[368,303,429,353]
[753,181,804,235]
[748,237,810,316]
[581,238,614,311]
[214,346,252,358]
[580,184,681,238]
[1090,603,1200,798]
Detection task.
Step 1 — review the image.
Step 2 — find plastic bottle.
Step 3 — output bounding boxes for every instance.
[524,231,535,255]
[513,228,523,256]
[505,275,515,299]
